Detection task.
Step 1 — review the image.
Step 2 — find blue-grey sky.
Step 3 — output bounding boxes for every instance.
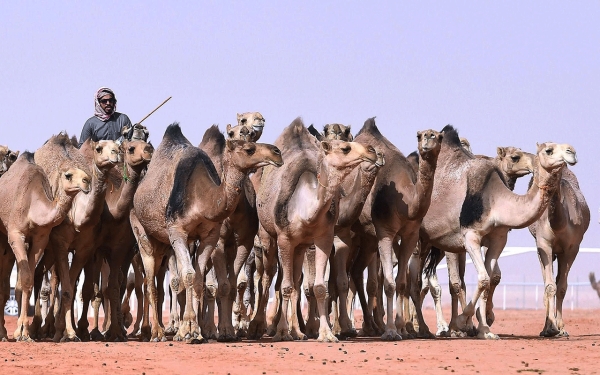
[1,1,598,247]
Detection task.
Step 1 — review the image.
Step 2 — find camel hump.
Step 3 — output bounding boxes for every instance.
[162,122,192,148]
[291,117,304,133]
[355,117,380,137]
[20,151,35,163]
[440,125,463,148]
[199,125,226,154]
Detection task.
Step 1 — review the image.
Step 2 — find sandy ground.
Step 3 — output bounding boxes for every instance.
[1,309,599,375]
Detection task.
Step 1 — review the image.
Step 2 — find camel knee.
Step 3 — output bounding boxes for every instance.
[450,282,462,296]
[336,276,349,293]
[170,276,181,294]
[281,286,293,298]
[383,280,396,297]
[237,280,247,293]
[366,279,377,296]
[313,284,327,300]
[478,277,490,291]
[545,283,557,297]
[490,274,501,286]
[218,280,231,298]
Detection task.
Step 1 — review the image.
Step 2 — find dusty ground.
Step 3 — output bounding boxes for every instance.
[1,309,599,374]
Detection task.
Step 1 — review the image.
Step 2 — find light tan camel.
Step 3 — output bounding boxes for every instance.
[347,119,442,340]
[0,152,90,341]
[305,121,384,339]
[33,134,119,342]
[130,123,282,342]
[529,156,589,337]
[419,126,576,339]
[0,145,19,177]
[75,139,153,341]
[410,145,536,337]
[248,117,378,342]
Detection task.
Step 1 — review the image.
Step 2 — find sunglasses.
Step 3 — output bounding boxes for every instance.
[99,98,116,104]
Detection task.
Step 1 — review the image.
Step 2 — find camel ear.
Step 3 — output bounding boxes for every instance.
[308,124,324,141]
[226,124,234,138]
[497,147,506,158]
[320,141,332,153]
[225,139,237,150]
[236,113,242,122]
[416,131,423,140]
[345,126,353,141]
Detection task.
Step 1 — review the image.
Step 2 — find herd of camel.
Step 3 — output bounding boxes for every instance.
[0,112,592,345]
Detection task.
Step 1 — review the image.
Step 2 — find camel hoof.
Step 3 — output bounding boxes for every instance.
[217,334,239,343]
[338,329,358,339]
[164,326,178,335]
[246,321,266,340]
[317,332,339,343]
[477,331,499,340]
[90,329,105,342]
[272,332,294,342]
[16,335,34,343]
[60,335,81,343]
[188,337,207,344]
[417,331,436,339]
[381,329,402,341]
[556,330,569,337]
[450,330,467,338]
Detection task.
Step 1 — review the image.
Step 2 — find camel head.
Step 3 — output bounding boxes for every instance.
[496,146,535,178]
[536,142,577,173]
[121,123,150,142]
[417,129,443,161]
[308,123,354,142]
[91,140,120,170]
[319,140,379,172]
[224,139,283,170]
[460,137,472,153]
[58,162,91,196]
[237,112,265,141]
[0,145,19,177]
[226,124,258,142]
[120,139,154,169]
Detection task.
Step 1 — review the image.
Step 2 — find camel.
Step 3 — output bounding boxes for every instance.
[590,273,600,300]
[0,145,19,177]
[419,125,576,339]
[0,152,90,341]
[129,122,282,342]
[248,117,378,342]
[33,134,120,342]
[304,121,384,339]
[528,157,589,337]
[411,146,536,337]
[75,139,153,341]
[235,112,265,140]
[121,123,150,142]
[345,119,442,341]
[197,124,270,341]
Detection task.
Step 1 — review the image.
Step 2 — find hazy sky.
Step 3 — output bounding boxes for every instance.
[1,1,598,247]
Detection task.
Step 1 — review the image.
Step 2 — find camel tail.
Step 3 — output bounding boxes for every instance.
[424,247,442,278]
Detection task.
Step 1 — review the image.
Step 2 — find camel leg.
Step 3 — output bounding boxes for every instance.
[231,239,254,338]
[0,238,15,342]
[332,233,357,338]
[128,253,145,337]
[458,231,497,340]
[555,250,577,337]
[202,266,218,340]
[10,232,48,342]
[474,240,504,339]
[447,252,467,337]
[104,251,131,342]
[30,265,47,340]
[247,232,276,340]
[212,242,236,342]
[100,261,111,334]
[428,273,449,336]
[377,236,401,341]
[155,259,167,335]
[312,237,337,343]
[189,236,219,343]
[350,241,379,337]
[266,261,282,336]
[537,244,560,337]
[121,271,134,332]
[77,258,97,341]
[303,246,319,339]
[42,263,59,339]
[165,250,181,335]
[272,237,294,342]
[394,238,435,339]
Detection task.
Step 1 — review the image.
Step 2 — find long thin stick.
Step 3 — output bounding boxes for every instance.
[137,96,172,124]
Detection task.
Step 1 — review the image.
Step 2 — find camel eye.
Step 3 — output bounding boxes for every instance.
[341,145,351,154]
[240,118,247,125]
[245,146,256,156]
[65,172,73,181]
[511,156,520,162]
[82,178,90,184]
[96,147,102,153]
[128,147,135,154]
[545,148,553,155]
[228,131,235,137]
